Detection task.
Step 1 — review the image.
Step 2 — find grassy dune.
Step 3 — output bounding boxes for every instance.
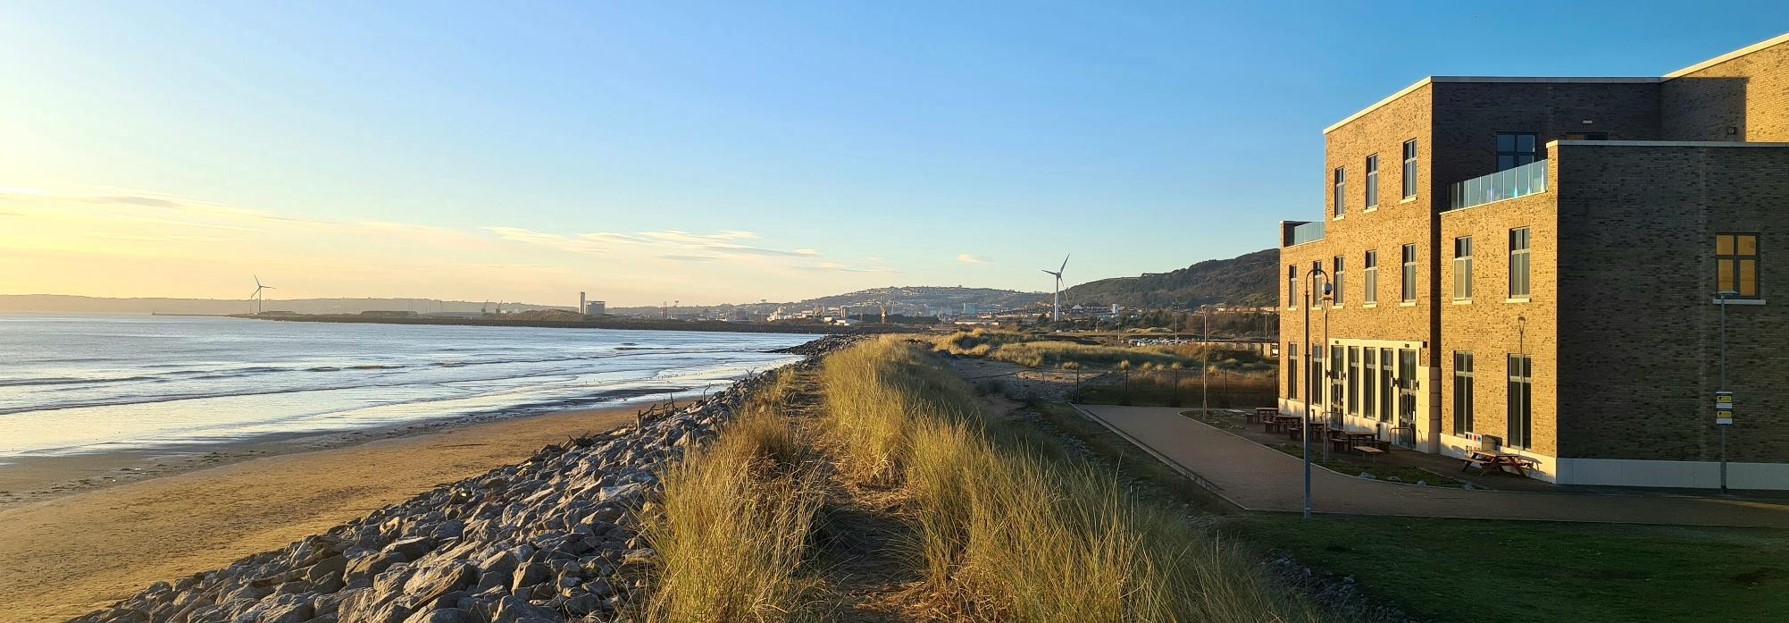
[822,338,1314,622]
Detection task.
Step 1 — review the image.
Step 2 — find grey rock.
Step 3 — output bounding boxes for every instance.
[401,607,481,623]
[402,561,477,609]
[510,561,550,591]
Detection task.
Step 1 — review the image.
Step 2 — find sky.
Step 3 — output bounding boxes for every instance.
[1,1,1784,307]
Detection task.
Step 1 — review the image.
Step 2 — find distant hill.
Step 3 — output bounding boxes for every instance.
[607,286,1046,318]
[0,295,565,316]
[1061,249,1277,310]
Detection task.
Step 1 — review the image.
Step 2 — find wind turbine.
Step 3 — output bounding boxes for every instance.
[250,276,274,315]
[1041,254,1069,323]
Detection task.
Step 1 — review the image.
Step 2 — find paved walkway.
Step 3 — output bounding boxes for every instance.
[1077,404,1789,527]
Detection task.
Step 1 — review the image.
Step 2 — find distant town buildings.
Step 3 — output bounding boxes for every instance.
[1277,33,1789,489]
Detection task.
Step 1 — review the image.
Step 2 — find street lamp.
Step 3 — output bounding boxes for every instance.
[1201,305,1211,417]
[1716,289,1737,493]
[1302,266,1330,520]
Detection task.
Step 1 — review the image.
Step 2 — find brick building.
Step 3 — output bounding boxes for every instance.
[1276,33,1789,489]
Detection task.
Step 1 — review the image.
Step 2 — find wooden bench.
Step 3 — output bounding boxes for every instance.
[1352,446,1385,461]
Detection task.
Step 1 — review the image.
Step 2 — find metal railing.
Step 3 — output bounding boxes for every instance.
[1449,159,1547,211]
[1289,220,1326,245]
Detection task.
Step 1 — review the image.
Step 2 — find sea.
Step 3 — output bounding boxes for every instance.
[0,314,810,459]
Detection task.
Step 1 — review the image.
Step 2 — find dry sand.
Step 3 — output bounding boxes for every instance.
[0,405,645,623]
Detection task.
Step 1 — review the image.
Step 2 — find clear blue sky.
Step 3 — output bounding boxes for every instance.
[1,1,1783,306]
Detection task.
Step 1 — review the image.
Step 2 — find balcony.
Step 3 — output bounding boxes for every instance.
[1288,220,1325,245]
[1449,159,1548,211]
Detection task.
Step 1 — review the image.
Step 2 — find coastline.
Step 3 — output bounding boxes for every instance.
[0,388,703,511]
[0,402,653,623]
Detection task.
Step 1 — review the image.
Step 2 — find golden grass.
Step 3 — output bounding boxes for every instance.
[823,338,1316,623]
[642,379,824,623]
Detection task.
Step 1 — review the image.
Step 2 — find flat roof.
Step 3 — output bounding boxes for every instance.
[1325,31,1789,135]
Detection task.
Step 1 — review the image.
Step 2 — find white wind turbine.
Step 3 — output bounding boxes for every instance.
[250,276,274,315]
[1041,254,1069,323]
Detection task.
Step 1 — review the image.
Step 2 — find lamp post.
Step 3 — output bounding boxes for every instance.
[1202,305,1211,417]
[1717,289,1736,493]
[1302,267,1330,520]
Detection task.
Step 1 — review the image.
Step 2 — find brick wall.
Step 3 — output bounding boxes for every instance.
[1555,143,1789,462]
[1663,37,1789,142]
[1438,187,1560,456]
[1430,81,1662,203]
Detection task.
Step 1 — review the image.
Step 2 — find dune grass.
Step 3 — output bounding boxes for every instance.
[822,338,1316,622]
[641,376,825,623]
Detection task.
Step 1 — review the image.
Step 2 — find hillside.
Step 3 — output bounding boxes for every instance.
[1061,248,1277,309]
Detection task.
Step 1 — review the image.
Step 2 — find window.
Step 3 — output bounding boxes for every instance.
[1330,346,1344,410]
[1453,352,1475,434]
[1398,349,1419,425]
[1497,132,1539,171]
[1288,265,1299,307]
[1347,346,1361,415]
[1378,348,1394,422]
[1363,348,1378,416]
[1332,256,1345,306]
[1333,167,1346,217]
[1401,244,1418,302]
[1287,343,1299,399]
[1507,355,1533,448]
[1363,251,1378,305]
[1453,236,1473,301]
[1510,228,1531,299]
[1402,139,1419,199]
[1310,345,1324,409]
[1365,154,1380,208]
[1716,233,1761,299]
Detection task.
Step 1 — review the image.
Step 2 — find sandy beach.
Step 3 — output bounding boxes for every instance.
[0,404,646,623]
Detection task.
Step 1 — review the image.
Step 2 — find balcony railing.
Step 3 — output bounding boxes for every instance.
[1289,220,1325,245]
[1449,159,1548,211]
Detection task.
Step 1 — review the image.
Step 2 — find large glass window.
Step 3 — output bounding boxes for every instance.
[1365,154,1380,208]
[1507,355,1533,448]
[1287,343,1298,399]
[1378,348,1394,422]
[1716,233,1761,299]
[1401,244,1418,302]
[1363,250,1378,305]
[1363,348,1378,416]
[1332,256,1345,306]
[1347,346,1361,415]
[1453,236,1474,301]
[1402,140,1419,199]
[1333,167,1346,217]
[1453,352,1475,434]
[1497,132,1539,171]
[1510,228,1531,299]
[1310,345,1324,410]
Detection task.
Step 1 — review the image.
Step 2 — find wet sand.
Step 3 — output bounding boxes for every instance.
[0,405,645,623]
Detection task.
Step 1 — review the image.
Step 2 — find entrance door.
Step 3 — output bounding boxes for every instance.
[1395,349,1419,448]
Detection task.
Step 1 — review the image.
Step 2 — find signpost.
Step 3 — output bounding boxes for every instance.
[1715,391,1734,426]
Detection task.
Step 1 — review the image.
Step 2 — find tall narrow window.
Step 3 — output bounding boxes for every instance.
[1333,167,1346,217]
[1496,132,1539,171]
[1288,265,1299,307]
[1287,343,1299,399]
[1507,355,1533,448]
[1401,244,1418,302]
[1330,346,1343,410]
[1716,233,1761,299]
[1509,228,1531,299]
[1398,349,1419,427]
[1378,348,1394,422]
[1365,154,1380,208]
[1453,352,1475,434]
[1363,251,1378,305]
[1310,346,1324,409]
[1453,236,1474,301]
[1402,139,1419,199]
[1347,346,1361,415]
[1363,348,1378,416]
[1332,256,1345,306]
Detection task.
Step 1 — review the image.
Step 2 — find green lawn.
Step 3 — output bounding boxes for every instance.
[1224,514,1789,623]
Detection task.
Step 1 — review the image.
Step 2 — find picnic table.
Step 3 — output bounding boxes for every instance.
[1462,449,1538,476]
[1327,431,1380,454]
[1287,421,1327,442]
[1250,407,1279,424]
[1264,414,1301,434]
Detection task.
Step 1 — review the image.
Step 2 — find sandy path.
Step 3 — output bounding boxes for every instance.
[0,406,640,623]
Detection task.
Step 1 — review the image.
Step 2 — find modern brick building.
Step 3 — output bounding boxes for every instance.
[1277,33,1789,489]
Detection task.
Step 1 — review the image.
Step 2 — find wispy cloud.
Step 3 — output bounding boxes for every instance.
[956,254,992,264]
[493,226,820,259]
[794,261,898,274]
